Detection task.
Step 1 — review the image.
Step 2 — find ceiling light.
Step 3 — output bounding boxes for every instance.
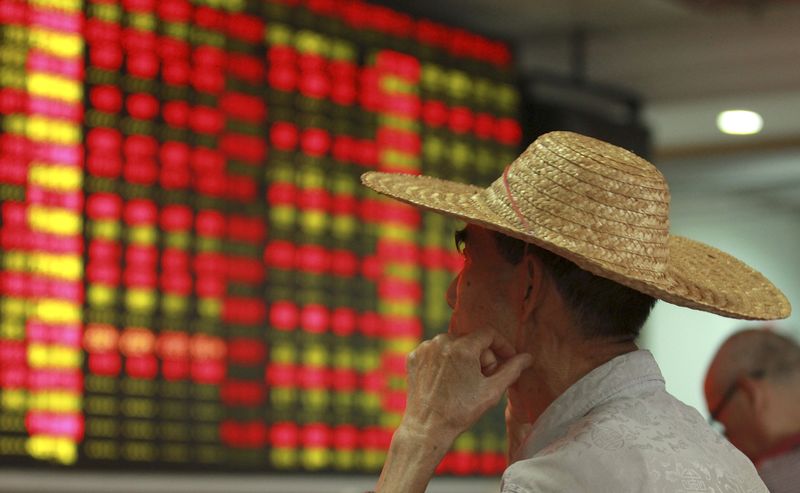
[716,110,763,135]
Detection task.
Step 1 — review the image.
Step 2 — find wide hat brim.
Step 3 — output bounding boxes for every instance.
[362,171,790,320]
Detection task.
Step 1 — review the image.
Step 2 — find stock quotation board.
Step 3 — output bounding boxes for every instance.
[0,0,522,475]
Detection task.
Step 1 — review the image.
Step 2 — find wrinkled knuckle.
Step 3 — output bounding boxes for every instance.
[439,343,455,359]
[413,340,430,355]
[452,340,473,359]
[453,346,472,359]
[431,334,450,346]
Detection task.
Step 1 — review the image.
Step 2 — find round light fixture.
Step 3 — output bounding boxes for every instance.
[716,110,763,135]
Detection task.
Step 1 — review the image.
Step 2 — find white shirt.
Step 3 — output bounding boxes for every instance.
[501,350,767,492]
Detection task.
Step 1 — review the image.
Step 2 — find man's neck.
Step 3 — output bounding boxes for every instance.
[504,332,636,462]
[509,330,638,425]
[506,277,640,426]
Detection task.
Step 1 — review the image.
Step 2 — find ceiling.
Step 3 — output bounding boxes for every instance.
[380,0,800,158]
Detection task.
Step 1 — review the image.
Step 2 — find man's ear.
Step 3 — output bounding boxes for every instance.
[520,251,545,319]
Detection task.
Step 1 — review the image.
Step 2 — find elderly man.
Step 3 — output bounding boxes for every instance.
[361,131,791,492]
[705,329,800,492]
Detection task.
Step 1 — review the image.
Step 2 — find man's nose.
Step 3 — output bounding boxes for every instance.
[446,274,458,309]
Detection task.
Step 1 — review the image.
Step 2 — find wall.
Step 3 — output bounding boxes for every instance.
[639,147,800,417]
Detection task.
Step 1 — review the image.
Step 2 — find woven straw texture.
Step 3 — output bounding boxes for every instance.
[362,131,790,320]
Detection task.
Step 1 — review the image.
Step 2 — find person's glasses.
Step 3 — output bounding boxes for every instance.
[708,369,765,435]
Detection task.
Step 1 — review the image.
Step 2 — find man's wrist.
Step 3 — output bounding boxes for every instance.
[374,422,454,493]
[393,421,451,462]
[398,414,460,447]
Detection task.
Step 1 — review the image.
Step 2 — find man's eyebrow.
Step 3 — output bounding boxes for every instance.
[454,227,467,251]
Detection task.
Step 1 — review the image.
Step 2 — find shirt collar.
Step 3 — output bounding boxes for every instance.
[514,349,665,461]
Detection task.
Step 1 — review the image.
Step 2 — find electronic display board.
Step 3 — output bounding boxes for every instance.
[0,0,521,475]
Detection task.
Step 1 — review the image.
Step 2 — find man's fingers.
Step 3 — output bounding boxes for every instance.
[463,329,516,360]
[487,353,533,389]
[480,349,498,375]
[489,334,517,361]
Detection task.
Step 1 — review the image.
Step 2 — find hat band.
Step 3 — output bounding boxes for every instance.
[503,165,531,230]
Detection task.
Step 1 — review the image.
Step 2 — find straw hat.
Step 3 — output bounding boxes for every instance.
[362,131,790,320]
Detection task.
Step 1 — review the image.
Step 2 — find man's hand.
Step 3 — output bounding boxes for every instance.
[375,330,533,493]
[402,330,533,443]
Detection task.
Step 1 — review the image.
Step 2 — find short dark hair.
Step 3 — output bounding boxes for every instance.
[492,231,656,341]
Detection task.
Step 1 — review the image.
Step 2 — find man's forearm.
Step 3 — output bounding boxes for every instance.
[375,424,451,493]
